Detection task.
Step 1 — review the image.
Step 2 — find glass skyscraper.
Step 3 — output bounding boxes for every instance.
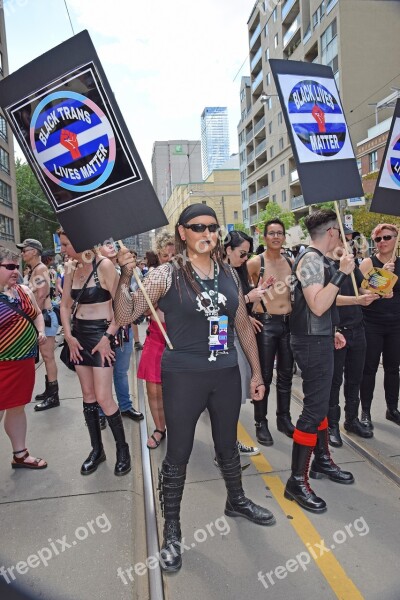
[201,107,230,180]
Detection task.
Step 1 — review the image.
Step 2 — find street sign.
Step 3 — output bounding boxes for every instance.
[344,214,353,230]
[347,197,366,207]
[227,224,234,232]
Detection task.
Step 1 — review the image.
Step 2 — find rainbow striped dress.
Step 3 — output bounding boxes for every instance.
[0,285,38,361]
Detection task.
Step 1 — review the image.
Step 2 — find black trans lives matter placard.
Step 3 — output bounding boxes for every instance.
[0,31,167,251]
[270,59,363,206]
[370,99,400,217]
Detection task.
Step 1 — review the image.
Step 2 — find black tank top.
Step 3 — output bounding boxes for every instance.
[362,255,400,323]
[157,265,239,372]
[71,259,112,304]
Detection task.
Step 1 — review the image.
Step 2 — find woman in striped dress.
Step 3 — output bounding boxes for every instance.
[0,247,47,469]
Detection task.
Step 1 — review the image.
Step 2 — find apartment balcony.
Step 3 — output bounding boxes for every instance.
[291,194,305,211]
[246,129,253,143]
[281,0,299,24]
[254,115,265,136]
[250,214,259,226]
[303,24,311,45]
[250,46,262,73]
[255,138,267,157]
[251,70,263,93]
[283,14,301,50]
[257,185,269,201]
[249,192,257,206]
[247,150,255,164]
[289,169,299,184]
[326,0,339,15]
[249,22,261,49]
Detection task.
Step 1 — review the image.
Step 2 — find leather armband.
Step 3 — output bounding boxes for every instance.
[103,332,114,342]
[330,270,347,288]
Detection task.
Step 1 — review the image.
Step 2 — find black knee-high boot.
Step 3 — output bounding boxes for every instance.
[158,461,187,573]
[310,428,354,484]
[253,397,273,446]
[105,409,131,476]
[328,405,342,447]
[284,441,327,513]
[218,448,275,526]
[81,402,106,475]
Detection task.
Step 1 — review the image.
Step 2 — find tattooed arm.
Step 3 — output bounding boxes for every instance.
[298,250,355,317]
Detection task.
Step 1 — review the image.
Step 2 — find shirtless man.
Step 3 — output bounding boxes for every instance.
[247,218,294,446]
[17,239,60,411]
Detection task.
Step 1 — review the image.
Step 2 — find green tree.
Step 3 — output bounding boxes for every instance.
[233,222,250,234]
[257,203,295,242]
[347,199,400,238]
[15,159,59,249]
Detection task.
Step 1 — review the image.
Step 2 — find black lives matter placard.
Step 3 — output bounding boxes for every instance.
[0,31,167,251]
[370,99,400,217]
[270,59,363,205]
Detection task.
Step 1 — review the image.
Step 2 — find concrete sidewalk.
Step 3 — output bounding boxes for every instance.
[0,346,148,600]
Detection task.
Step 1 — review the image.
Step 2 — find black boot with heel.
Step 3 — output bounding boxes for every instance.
[253,398,273,446]
[310,428,354,484]
[105,409,131,476]
[284,441,327,513]
[81,402,106,475]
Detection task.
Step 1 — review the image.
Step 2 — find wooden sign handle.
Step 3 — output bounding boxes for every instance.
[334,202,359,297]
[116,241,174,350]
[390,229,400,263]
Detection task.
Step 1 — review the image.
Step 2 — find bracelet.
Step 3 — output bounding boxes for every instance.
[330,270,347,288]
[103,332,114,342]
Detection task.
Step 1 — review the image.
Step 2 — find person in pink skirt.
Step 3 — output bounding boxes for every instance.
[137,232,175,448]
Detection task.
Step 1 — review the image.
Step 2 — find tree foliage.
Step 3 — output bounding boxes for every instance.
[15,159,59,249]
[257,203,295,242]
[348,202,400,238]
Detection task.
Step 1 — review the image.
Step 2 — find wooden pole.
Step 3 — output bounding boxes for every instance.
[333,202,359,297]
[116,241,173,350]
[390,229,400,263]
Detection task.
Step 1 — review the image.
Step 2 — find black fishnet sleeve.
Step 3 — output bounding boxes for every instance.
[235,286,263,385]
[114,264,172,326]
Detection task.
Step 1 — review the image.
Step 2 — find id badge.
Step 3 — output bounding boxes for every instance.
[209,315,228,352]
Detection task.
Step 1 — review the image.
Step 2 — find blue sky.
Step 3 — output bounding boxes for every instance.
[4,0,253,175]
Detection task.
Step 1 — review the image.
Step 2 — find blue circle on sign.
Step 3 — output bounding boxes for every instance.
[387,134,400,187]
[30,91,116,193]
[288,80,346,157]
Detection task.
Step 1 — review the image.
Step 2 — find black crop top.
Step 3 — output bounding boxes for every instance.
[71,259,112,304]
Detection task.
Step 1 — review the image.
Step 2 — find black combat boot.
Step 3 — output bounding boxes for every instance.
[310,428,354,484]
[344,395,373,438]
[328,405,342,447]
[34,380,60,411]
[81,402,106,475]
[105,409,131,476]
[158,461,187,573]
[254,398,273,446]
[284,441,327,513]
[34,375,49,401]
[218,448,275,526]
[276,391,295,438]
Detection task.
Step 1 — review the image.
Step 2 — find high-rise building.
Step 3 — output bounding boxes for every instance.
[0,8,19,251]
[201,107,230,180]
[151,140,202,208]
[238,0,400,234]
[122,231,151,257]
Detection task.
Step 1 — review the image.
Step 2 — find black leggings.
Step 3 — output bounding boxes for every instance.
[162,366,241,465]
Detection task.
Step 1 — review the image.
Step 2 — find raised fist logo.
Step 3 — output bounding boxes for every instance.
[312,104,326,133]
[60,129,81,159]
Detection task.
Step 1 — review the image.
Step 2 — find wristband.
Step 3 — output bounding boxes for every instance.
[103,332,114,342]
[330,270,347,288]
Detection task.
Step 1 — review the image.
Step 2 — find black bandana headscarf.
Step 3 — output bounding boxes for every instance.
[177,203,218,226]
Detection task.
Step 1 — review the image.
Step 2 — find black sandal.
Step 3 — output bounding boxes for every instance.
[12,449,47,469]
[147,429,166,449]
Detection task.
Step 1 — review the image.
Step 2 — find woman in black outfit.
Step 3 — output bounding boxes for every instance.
[59,229,131,477]
[359,223,400,428]
[115,205,275,573]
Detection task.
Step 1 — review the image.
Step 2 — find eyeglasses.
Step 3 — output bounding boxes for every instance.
[21,248,34,253]
[266,232,285,237]
[0,264,19,271]
[327,227,341,233]
[183,223,219,233]
[374,235,396,243]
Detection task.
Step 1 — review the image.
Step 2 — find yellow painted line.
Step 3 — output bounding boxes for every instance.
[237,422,364,600]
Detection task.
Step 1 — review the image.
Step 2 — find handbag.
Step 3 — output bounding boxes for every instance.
[60,263,96,372]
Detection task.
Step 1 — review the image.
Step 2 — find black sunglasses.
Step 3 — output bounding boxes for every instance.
[239,251,250,258]
[183,223,219,233]
[0,264,19,271]
[374,235,395,243]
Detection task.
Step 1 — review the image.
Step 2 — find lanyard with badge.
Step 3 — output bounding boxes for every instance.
[192,261,228,362]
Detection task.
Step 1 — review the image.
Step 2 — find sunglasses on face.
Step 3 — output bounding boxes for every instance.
[0,264,19,271]
[374,235,395,243]
[183,223,219,233]
[239,251,250,258]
